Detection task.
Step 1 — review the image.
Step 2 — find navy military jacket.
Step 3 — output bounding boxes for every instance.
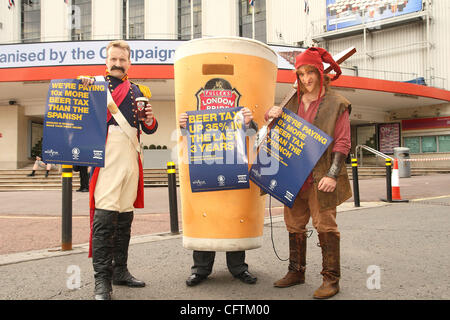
[106,75,158,139]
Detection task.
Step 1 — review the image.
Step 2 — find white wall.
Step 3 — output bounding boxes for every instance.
[265,0,449,90]
[1,0,450,170]
[146,0,177,39]
[266,0,305,46]
[427,0,450,90]
[41,0,70,42]
[0,1,21,44]
[201,0,238,37]
[92,0,122,40]
[139,100,177,150]
[314,0,449,90]
[0,105,19,169]
[390,102,450,121]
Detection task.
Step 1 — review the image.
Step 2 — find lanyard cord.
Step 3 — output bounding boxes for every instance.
[269,195,288,261]
[268,195,313,261]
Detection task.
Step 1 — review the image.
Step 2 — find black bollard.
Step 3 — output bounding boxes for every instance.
[167,162,179,234]
[352,158,360,207]
[61,165,73,251]
[385,158,392,203]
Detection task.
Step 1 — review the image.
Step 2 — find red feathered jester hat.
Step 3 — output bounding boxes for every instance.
[294,47,342,100]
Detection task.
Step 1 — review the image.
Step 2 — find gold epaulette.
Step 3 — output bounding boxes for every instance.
[135,83,152,99]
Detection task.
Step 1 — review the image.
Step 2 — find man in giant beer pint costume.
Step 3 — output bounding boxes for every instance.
[80,40,158,300]
[174,37,279,287]
[266,47,352,299]
[178,109,259,286]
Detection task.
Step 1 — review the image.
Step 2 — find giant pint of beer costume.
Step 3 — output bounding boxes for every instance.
[174,37,278,252]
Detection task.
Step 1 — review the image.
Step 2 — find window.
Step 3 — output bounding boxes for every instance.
[404,137,420,153]
[438,136,450,152]
[128,0,144,39]
[421,136,437,153]
[29,121,43,158]
[71,0,92,41]
[122,0,127,39]
[239,0,266,43]
[357,125,377,155]
[178,0,202,40]
[404,135,450,153]
[21,0,41,43]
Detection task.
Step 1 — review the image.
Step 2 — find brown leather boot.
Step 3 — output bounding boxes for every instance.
[313,232,340,299]
[274,232,307,288]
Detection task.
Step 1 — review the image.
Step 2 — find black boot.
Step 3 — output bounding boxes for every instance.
[45,170,49,178]
[112,211,145,287]
[27,170,35,177]
[92,209,119,300]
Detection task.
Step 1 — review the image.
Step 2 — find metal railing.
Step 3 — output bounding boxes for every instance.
[355,145,394,167]
[340,66,447,89]
[341,66,419,82]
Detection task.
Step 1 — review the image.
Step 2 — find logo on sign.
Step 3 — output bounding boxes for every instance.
[237,175,248,183]
[195,78,241,111]
[192,179,206,186]
[217,175,226,186]
[251,168,262,179]
[72,147,80,160]
[284,190,294,202]
[44,149,59,157]
[93,150,103,160]
[269,179,277,190]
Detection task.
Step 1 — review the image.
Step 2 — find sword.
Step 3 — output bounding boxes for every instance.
[253,46,357,151]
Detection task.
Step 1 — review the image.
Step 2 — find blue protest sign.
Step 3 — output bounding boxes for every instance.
[186,107,250,192]
[42,79,107,167]
[249,109,332,208]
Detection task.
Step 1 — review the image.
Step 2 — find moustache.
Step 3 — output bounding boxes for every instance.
[110,66,125,73]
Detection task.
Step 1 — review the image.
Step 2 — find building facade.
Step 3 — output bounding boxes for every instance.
[0,0,449,169]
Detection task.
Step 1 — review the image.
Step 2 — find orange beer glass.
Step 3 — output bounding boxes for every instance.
[174,37,278,251]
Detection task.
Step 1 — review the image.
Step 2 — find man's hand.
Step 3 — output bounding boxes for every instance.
[241,107,253,125]
[145,103,154,123]
[179,113,188,129]
[267,105,283,119]
[79,76,94,87]
[318,176,337,193]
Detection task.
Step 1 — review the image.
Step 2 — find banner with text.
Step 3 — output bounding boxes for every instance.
[250,109,332,208]
[378,123,400,154]
[0,40,181,69]
[326,0,423,32]
[42,79,107,167]
[186,107,250,192]
[0,40,297,70]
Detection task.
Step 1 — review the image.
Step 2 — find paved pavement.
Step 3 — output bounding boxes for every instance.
[1,174,450,255]
[0,174,449,305]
